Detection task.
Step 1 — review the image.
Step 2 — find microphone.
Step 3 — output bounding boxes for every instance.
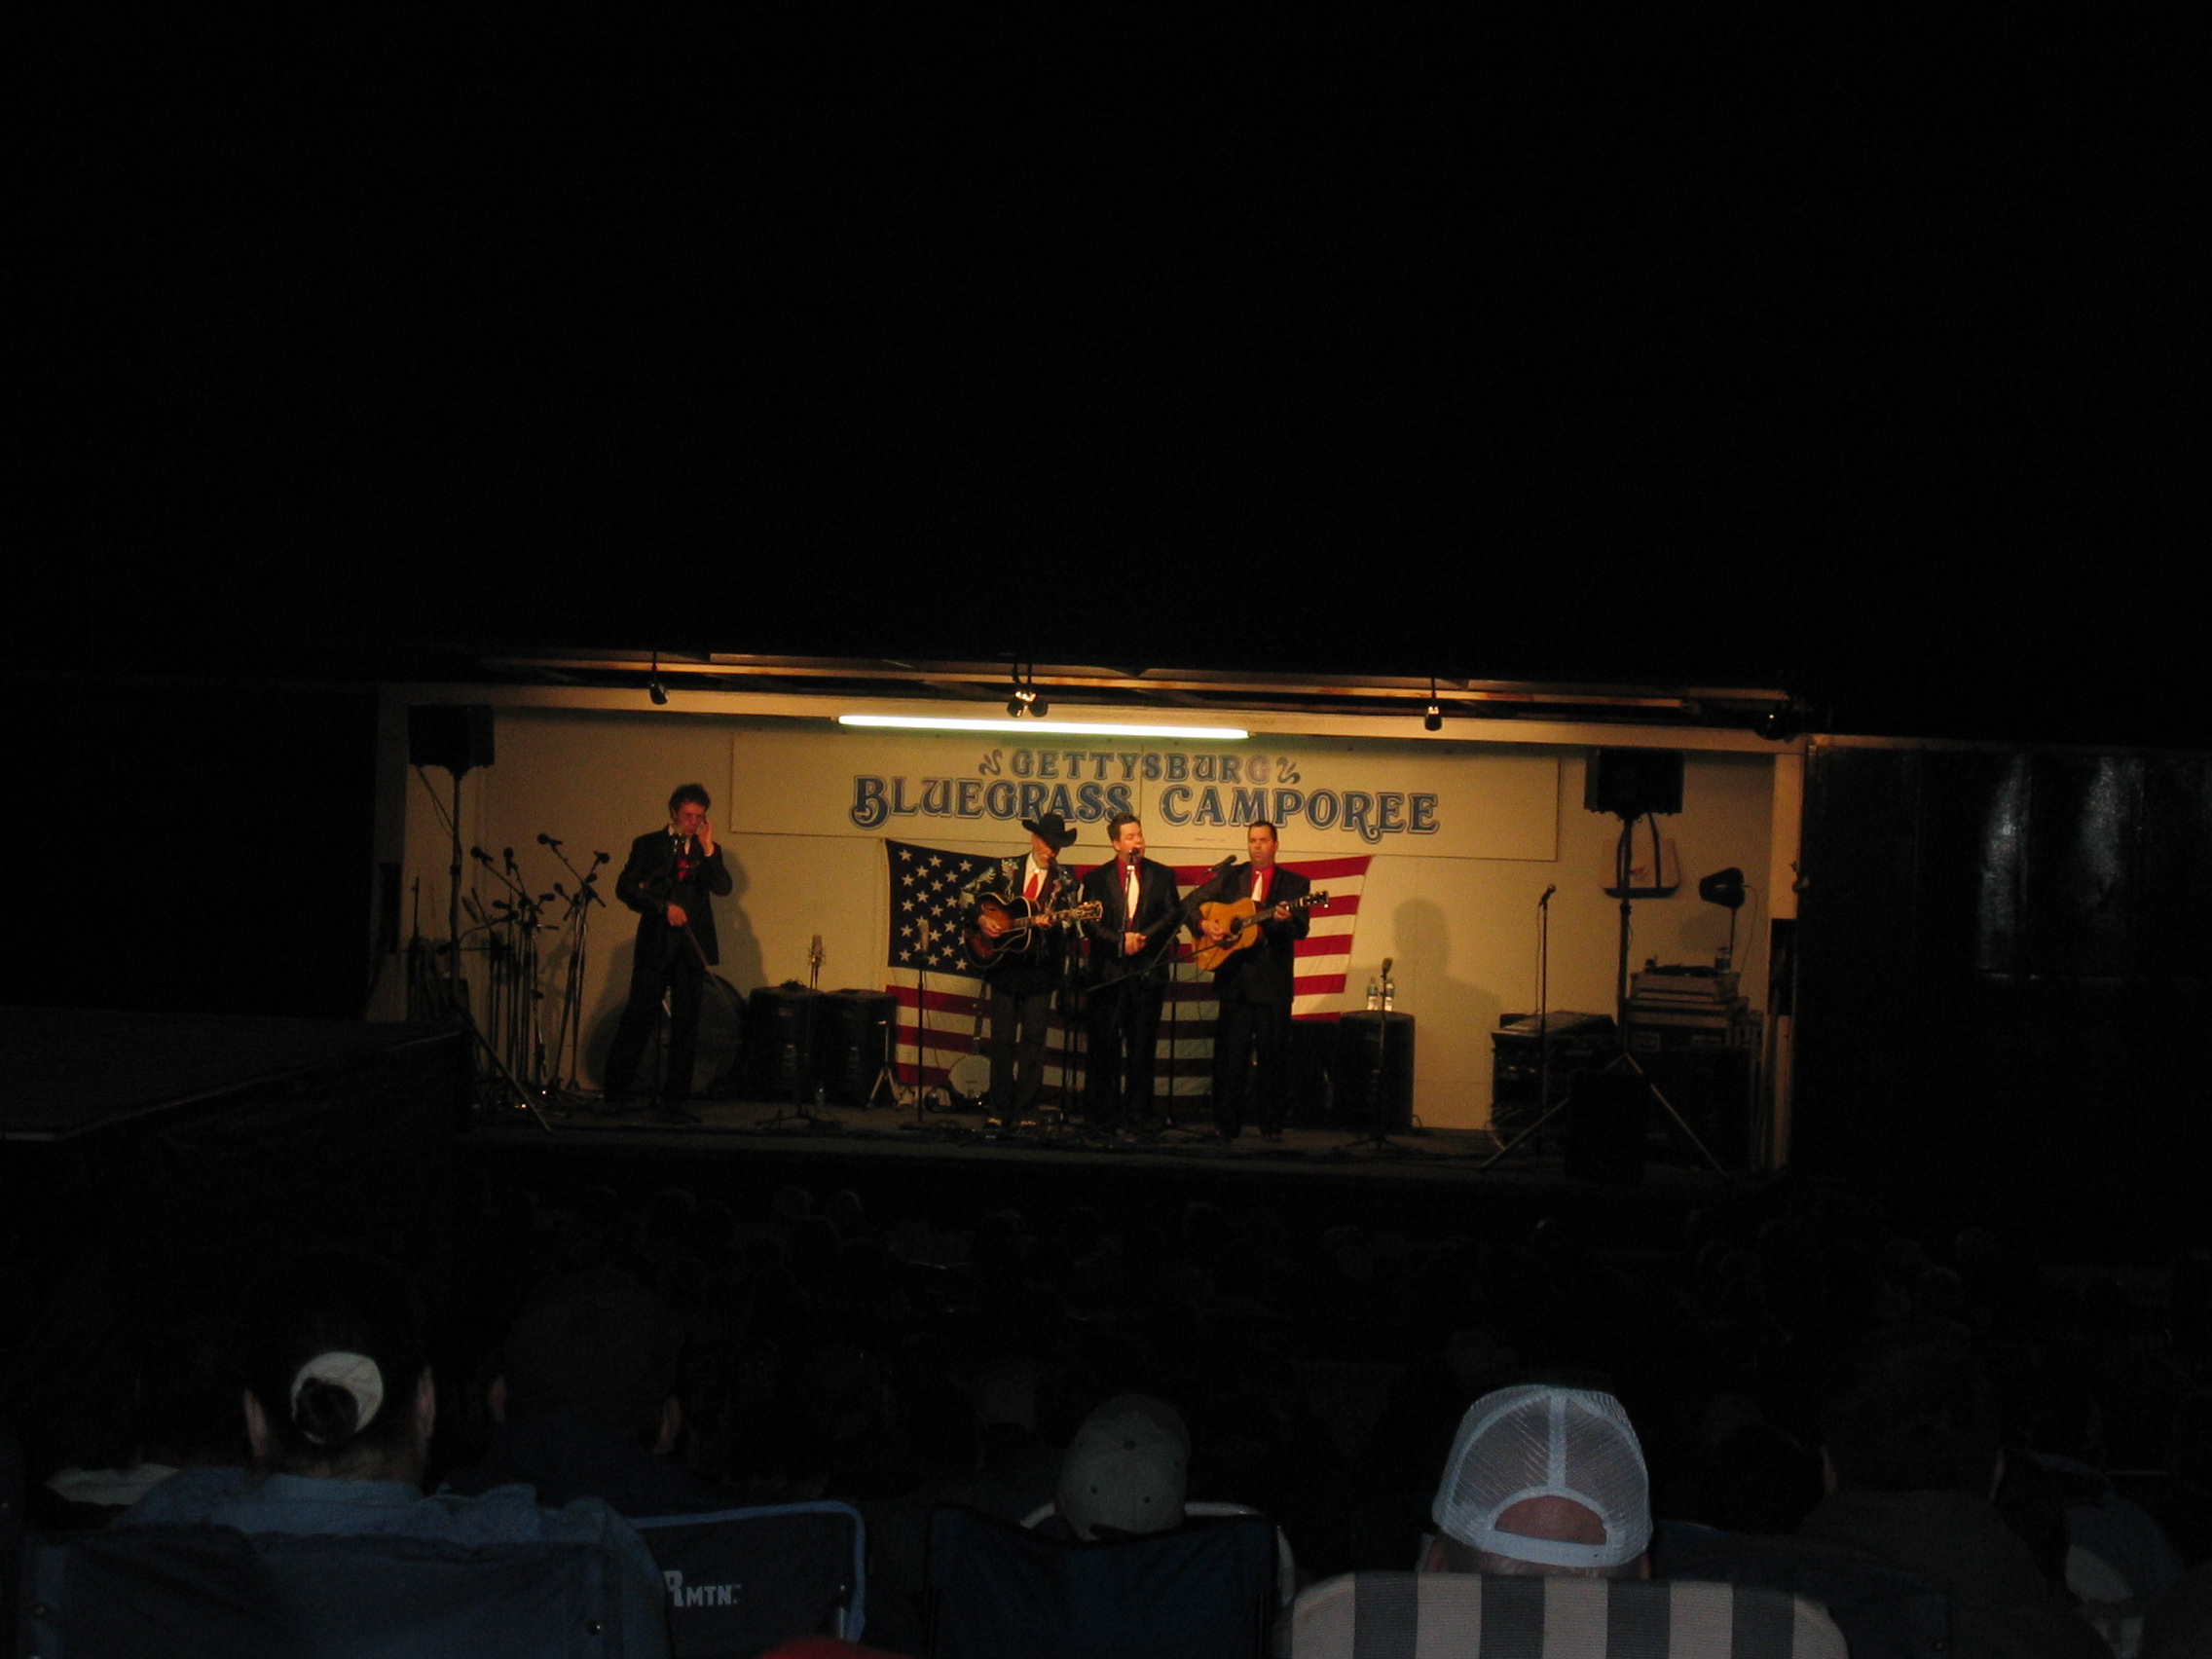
[1538,883,1558,906]
[1211,854,1237,871]
[503,847,516,868]
[470,846,492,864]
[594,851,610,865]
[537,832,563,848]
[1380,956,1394,978]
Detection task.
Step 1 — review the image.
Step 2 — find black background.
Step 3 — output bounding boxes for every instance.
[13,19,2206,1014]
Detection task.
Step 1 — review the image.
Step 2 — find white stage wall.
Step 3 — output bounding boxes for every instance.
[389,701,1779,1130]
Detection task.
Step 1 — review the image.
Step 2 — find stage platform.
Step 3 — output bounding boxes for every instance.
[0,1004,1774,1317]
[461,1086,1770,1246]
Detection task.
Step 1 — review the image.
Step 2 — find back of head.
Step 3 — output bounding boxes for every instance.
[1057,1394,1191,1540]
[1431,1383,1651,1575]
[1821,1323,1999,1496]
[500,1279,678,1443]
[240,1252,428,1482]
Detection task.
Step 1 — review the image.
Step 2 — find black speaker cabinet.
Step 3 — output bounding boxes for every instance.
[408,704,496,776]
[1565,1070,1649,1184]
[1585,749,1683,818]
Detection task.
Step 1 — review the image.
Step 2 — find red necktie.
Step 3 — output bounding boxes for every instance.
[1024,866,1042,903]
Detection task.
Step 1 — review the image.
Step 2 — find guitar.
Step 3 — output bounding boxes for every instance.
[965,894,1105,968]
[1192,890,1331,973]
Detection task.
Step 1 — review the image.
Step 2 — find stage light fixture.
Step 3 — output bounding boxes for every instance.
[1698,866,1746,909]
[648,648,669,706]
[1699,865,1748,968]
[1754,703,1801,741]
[1422,676,1443,732]
[1003,663,1051,719]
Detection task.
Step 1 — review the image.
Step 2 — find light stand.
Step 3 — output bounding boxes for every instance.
[1599,815,1724,1174]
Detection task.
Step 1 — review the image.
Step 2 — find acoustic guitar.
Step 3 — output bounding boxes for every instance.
[965,894,1105,968]
[1192,889,1331,973]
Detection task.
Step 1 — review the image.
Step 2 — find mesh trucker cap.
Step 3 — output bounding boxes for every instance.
[1431,1384,1651,1569]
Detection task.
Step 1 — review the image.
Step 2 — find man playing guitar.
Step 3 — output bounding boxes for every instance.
[964,811,1083,1122]
[1185,820,1311,1140]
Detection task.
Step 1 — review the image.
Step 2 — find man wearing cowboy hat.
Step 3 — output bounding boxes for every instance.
[966,812,1083,1121]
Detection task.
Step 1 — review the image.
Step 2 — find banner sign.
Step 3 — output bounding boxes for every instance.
[729,728,1558,862]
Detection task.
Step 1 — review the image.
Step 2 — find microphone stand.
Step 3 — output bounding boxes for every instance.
[413,762,549,1131]
[539,837,609,1097]
[1482,886,1567,1169]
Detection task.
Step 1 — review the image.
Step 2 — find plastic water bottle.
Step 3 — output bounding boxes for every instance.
[1382,976,1396,1013]
[1365,978,1381,1011]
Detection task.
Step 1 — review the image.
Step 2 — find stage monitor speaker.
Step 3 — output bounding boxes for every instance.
[1585,749,1683,818]
[409,705,496,776]
[1565,1070,1648,1184]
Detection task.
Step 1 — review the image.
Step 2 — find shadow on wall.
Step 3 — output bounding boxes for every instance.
[1389,896,1500,1126]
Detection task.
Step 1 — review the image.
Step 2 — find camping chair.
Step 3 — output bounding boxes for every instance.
[924,1501,1276,1659]
[1286,1571,1848,1659]
[18,1523,637,1658]
[629,1499,866,1658]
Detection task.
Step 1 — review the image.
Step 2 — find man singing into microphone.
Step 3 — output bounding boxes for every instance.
[603,784,732,1121]
[1078,812,1185,1128]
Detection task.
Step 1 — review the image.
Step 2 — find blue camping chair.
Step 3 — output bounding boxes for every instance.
[18,1523,641,1658]
[628,1500,866,1658]
[924,1501,1276,1659]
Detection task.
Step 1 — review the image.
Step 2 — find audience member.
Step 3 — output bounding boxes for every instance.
[441,1275,734,1516]
[1051,1393,1191,1541]
[1422,1382,1652,1577]
[118,1251,670,1658]
[1799,1324,2107,1659]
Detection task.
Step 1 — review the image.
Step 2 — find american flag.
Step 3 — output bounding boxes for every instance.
[881,838,1372,1095]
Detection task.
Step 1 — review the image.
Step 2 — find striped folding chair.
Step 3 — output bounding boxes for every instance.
[1286,1571,1848,1659]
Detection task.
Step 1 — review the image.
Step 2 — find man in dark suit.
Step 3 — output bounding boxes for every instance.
[965,811,1083,1121]
[1079,811,1185,1126]
[604,783,733,1120]
[1184,821,1310,1139]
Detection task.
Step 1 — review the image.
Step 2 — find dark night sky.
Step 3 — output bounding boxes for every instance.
[29,18,2208,744]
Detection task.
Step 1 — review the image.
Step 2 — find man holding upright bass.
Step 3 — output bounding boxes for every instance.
[1186,820,1313,1140]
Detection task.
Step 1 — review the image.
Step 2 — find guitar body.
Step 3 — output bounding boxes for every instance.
[966,894,1104,969]
[1193,890,1331,974]
[1193,899,1266,973]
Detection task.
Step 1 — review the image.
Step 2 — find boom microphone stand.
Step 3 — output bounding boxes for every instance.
[538,835,610,1096]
